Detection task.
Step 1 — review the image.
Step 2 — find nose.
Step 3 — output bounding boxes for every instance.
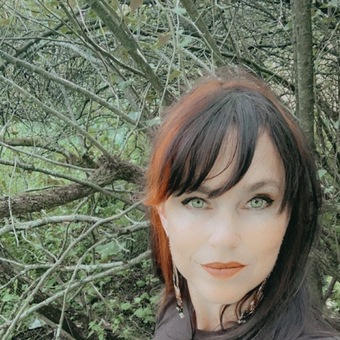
[208,211,241,248]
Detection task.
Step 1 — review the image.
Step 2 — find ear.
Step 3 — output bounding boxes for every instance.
[157,204,168,236]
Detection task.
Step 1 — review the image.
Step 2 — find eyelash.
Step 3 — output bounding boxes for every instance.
[246,195,274,209]
[181,195,274,209]
[181,196,207,207]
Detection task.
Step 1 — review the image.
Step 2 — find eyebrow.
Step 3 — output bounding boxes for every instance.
[195,180,282,196]
[247,180,282,192]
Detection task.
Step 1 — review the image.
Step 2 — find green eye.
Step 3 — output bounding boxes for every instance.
[246,196,273,209]
[249,198,266,209]
[188,198,205,209]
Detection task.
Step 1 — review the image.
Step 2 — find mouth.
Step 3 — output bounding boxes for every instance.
[201,262,245,279]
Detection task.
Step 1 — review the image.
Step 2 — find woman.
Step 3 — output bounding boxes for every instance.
[145,68,337,339]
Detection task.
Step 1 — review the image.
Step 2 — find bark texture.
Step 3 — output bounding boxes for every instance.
[0,157,143,219]
[292,0,315,147]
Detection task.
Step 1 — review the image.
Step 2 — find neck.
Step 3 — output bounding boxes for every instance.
[188,285,259,331]
[194,302,238,331]
[189,290,239,331]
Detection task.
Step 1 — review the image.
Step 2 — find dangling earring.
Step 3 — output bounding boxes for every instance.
[238,278,266,324]
[173,262,185,319]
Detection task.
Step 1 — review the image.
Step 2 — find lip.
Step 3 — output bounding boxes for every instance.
[201,262,246,279]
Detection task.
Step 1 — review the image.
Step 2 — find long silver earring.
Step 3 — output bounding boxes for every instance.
[173,263,184,319]
[238,278,266,324]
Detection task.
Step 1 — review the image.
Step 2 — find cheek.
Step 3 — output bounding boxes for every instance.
[166,215,205,264]
[165,206,202,239]
[167,218,199,247]
[248,214,288,262]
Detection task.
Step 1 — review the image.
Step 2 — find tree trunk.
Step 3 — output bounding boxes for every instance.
[292,0,315,148]
[292,0,324,309]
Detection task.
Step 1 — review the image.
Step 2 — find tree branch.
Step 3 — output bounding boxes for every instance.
[180,0,226,66]
[87,0,174,105]
[0,250,150,338]
[0,50,138,127]
[323,276,337,302]
[0,157,143,219]
[0,140,94,171]
[0,137,70,158]
[0,260,86,340]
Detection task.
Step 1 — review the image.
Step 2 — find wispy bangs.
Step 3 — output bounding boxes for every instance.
[164,89,298,211]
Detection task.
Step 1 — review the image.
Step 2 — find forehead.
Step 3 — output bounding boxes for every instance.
[206,132,285,189]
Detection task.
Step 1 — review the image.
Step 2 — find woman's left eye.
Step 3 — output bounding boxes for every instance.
[245,196,273,210]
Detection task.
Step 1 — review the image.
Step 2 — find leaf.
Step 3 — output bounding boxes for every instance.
[0,19,10,26]
[133,307,145,318]
[128,111,139,120]
[121,302,131,310]
[139,292,149,300]
[0,179,7,190]
[136,280,146,287]
[318,169,327,179]
[157,33,171,47]
[1,292,17,302]
[60,26,69,34]
[111,0,119,10]
[179,36,193,47]
[169,69,181,81]
[134,307,153,322]
[29,318,44,330]
[172,6,186,16]
[130,0,143,14]
[95,241,120,260]
[115,127,128,145]
[145,116,161,127]
[150,295,159,304]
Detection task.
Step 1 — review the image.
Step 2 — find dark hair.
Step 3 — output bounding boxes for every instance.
[146,68,332,339]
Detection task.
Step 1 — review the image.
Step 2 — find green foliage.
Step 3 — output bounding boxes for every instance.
[84,260,159,339]
[0,0,339,338]
[89,320,106,340]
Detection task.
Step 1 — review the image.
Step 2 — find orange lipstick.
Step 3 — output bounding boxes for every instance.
[201,262,245,279]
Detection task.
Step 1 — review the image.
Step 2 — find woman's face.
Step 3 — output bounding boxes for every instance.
[158,132,290,307]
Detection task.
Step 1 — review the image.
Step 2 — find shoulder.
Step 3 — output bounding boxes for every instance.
[298,334,340,340]
[301,338,340,340]
[153,296,193,340]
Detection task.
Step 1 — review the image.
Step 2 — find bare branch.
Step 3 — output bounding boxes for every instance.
[87,0,175,105]
[180,0,225,66]
[0,157,143,218]
[0,140,94,171]
[0,50,138,127]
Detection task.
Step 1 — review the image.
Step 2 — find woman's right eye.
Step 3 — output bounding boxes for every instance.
[181,197,207,209]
